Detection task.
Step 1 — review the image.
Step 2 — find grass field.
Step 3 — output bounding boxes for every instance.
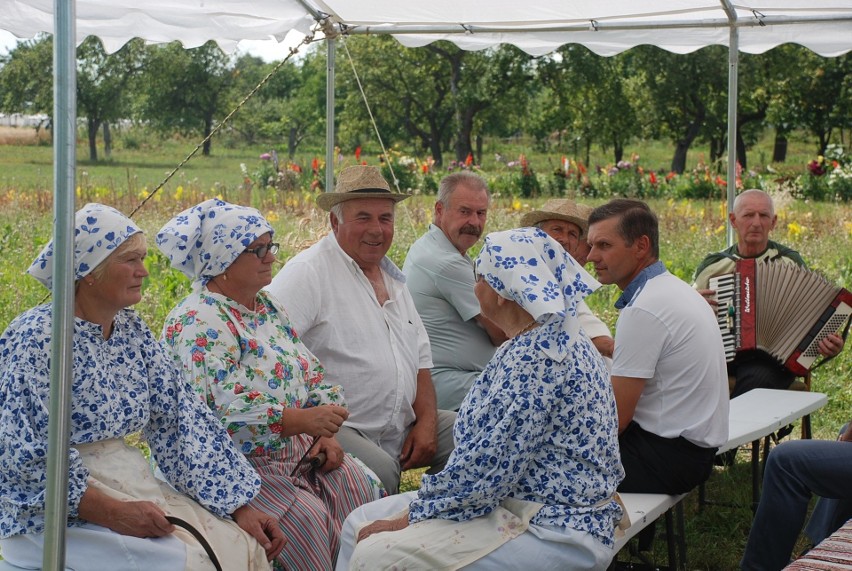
[0,130,849,569]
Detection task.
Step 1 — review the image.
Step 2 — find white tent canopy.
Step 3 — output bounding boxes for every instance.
[2,0,852,56]
[1,1,851,569]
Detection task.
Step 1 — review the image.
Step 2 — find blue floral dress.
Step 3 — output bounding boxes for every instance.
[409,316,624,547]
[0,305,260,539]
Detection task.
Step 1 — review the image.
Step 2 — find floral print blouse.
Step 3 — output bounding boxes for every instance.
[408,317,625,547]
[162,290,344,455]
[0,306,260,538]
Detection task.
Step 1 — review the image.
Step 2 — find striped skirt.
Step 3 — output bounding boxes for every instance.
[247,435,385,571]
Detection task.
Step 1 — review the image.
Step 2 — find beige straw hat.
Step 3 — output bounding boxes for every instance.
[316,165,412,211]
[519,199,590,238]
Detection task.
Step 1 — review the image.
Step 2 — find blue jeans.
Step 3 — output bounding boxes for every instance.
[740,438,852,570]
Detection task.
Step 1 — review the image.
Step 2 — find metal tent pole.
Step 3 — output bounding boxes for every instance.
[42,0,77,568]
[325,36,335,193]
[723,1,739,246]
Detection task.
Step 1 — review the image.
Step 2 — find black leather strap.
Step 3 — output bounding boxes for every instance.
[166,515,223,571]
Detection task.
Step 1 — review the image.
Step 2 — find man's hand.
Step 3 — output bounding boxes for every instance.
[818,333,845,358]
[232,505,286,561]
[399,420,438,471]
[78,486,175,538]
[356,515,409,543]
[697,288,718,307]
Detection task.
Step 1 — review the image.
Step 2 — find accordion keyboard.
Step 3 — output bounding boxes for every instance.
[709,273,737,362]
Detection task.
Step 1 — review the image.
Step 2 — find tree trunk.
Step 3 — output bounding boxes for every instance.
[430,136,443,167]
[103,122,112,158]
[87,117,100,162]
[670,119,702,174]
[288,127,297,159]
[202,115,213,156]
[613,138,624,164]
[772,132,788,163]
[475,135,483,166]
[736,129,748,171]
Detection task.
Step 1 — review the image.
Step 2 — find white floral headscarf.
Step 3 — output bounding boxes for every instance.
[27,203,142,290]
[474,226,601,361]
[156,198,273,290]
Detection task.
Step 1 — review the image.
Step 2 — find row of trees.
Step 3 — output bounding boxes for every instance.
[1,34,850,171]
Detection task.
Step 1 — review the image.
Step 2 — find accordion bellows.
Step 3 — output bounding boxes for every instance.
[710,258,852,376]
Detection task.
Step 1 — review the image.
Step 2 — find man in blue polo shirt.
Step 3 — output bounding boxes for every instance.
[403,172,507,411]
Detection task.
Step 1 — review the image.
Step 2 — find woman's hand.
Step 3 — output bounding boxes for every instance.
[291,405,348,438]
[356,515,409,542]
[315,436,345,472]
[78,486,174,538]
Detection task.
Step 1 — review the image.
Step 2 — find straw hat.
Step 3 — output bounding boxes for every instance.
[519,199,590,238]
[316,165,412,211]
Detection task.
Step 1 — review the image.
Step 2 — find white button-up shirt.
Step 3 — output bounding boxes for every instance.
[266,233,432,458]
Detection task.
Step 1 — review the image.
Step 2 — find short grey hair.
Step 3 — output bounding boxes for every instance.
[437,172,491,208]
[733,189,774,217]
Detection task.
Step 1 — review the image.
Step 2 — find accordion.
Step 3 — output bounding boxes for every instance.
[709,258,852,376]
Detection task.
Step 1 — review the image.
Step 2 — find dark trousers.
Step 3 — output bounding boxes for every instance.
[730,350,794,399]
[618,421,718,494]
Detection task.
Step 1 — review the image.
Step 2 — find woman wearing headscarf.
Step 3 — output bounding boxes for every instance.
[157,198,384,571]
[336,227,625,570]
[0,203,284,571]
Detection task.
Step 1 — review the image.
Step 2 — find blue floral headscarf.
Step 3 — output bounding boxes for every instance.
[156,198,273,290]
[27,203,142,290]
[475,226,601,361]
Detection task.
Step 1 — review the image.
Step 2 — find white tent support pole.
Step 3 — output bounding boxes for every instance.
[722,0,739,246]
[326,36,335,192]
[43,0,76,568]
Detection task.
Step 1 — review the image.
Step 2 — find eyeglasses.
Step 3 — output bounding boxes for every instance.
[242,243,280,259]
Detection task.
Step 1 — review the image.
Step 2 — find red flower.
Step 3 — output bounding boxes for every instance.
[192,352,204,362]
[270,422,283,433]
[355,146,362,161]
[465,153,474,166]
[312,157,319,174]
[247,390,261,400]
[234,384,244,394]
[649,171,658,185]
[248,339,258,350]
[227,321,237,335]
[274,362,284,378]
[174,322,183,333]
[196,337,208,347]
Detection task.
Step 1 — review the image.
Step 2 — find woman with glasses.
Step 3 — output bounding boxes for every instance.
[158,199,383,571]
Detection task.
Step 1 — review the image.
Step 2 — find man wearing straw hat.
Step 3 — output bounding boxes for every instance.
[267,165,456,495]
[521,198,615,363]
[403,171,507,411]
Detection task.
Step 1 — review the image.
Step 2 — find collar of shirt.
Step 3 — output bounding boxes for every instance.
[614,260,667,309]
[428,223,474,264]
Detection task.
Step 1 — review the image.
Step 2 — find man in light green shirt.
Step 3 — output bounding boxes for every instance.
[403,172,506,410]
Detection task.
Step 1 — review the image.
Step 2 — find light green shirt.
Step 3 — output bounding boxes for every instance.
[403,225,497,410]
